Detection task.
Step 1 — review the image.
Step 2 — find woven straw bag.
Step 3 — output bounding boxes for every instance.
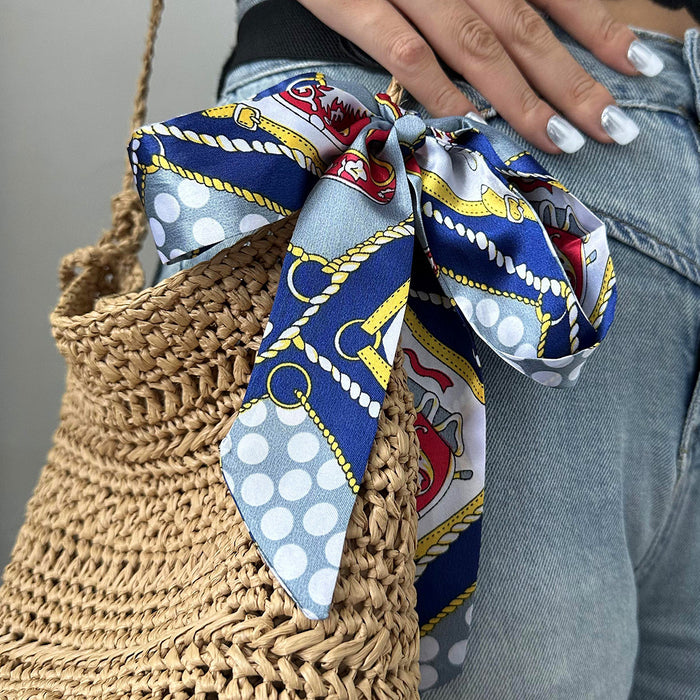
[0,2,422,698]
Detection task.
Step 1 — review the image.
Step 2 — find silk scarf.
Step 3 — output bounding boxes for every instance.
[128,71,617,691]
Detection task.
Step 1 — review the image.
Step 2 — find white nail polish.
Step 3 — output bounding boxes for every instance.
[466,110,487,125]
[601,104,640,145]
[545,115,586,153]
[627,40,664,77]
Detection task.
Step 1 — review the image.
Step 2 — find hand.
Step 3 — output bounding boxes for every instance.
[296,0,665,153]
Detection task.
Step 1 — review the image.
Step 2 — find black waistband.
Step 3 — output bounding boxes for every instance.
[217,0,463,100]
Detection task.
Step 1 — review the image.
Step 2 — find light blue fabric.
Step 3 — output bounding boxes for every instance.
[149,16,700,700]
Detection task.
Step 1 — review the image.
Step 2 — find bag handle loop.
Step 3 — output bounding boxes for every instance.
[57,0,402,296]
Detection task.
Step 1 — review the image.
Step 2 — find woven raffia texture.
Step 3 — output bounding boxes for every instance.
[0,211,421,699]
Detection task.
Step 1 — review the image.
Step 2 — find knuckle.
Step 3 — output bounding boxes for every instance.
[430,83,461,115]
[386,32,432,69]
[517,86,542,120]
[456,17,502,63]
[567,72,600,106]
[508,4,549,48]
[599,15,626,44]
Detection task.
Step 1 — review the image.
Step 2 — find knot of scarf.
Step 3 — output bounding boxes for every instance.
[129,71,617,690]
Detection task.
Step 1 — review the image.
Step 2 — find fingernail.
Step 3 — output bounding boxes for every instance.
[545,115,585,153]
[600,104,640,145]
[466,110,487,125]
[627,40,664,77]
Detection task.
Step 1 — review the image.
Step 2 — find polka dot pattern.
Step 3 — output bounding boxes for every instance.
[237,433,269,464]
[287,432,320,463]
[237,401,267,427]
[149,218,165,247]
[531,370,563,387]
[261,507,294,540]
[279,469,312,501]
[220,399,357,619]
[240,213,270,233]
[141,169,288,265]
[240,473,274,507]
[497,316,524,347]
[154,192,180,222]
[476,298,499,327]
[419,664,438,690]
[419,636,439,662]
[303,503,338,536]
[178,179,210,208]
[192,217,225,246]
[273,544,307,580]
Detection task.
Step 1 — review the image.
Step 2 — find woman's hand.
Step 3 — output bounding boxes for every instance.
[296,0,665,153]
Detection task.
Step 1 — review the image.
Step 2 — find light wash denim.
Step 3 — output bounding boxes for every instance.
[151,16,700,700]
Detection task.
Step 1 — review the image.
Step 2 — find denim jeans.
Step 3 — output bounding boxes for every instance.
[150,17,700,700]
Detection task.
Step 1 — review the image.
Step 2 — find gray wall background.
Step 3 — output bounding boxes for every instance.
[0,0,238,572]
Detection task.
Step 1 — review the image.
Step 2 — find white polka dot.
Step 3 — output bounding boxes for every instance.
[515,343,538,359]
[240,473,274,507]
[325,531,346,567]
[542,355,575,368]
[419,635,439,662]
[418,664,438,690]
[237,401,267,427]
[130,138,140,150]
[279,469,312,501]
[178,179,210,208]
[157,250,169,264]
[239,213,270,233]
[276,405,307,426]
[303,503,338,536]
[531,370,563,387]
[317,460,346,490]
[260,507,294,540]
[448,639,469,665]
[368,401,381,419]
[454,295,473,321]
[273,543,307,580]
[263,321,273,338]
[220,434,232,457]
[568,364,583,382]
[237,433,269,465]
[308,567,338,606]
[465,604,474,625]
[169,248,186,260]
[497,316,524,346]
[192,217,225,246]
[154,192,180,222]
[476,298,500,327]
[359,392,371,408]
[148,217,165,247]
[287,432,320,463]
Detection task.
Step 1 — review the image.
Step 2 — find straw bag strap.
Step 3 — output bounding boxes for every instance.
[57,0,162,294]
[57,0,402,294]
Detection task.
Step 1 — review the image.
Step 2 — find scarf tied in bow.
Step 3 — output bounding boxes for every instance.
[129,71,616,690]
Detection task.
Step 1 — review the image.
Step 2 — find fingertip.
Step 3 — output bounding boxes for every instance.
[627,38,665,77]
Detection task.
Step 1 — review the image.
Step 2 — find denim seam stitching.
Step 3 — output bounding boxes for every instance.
[610,101,692,120]
[633,440,696,583]
[685,31,700,123]
[633,338,700,582]
[590,209,700,286]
